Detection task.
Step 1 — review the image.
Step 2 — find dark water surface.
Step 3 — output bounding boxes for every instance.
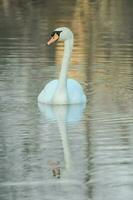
[0,0,133,199]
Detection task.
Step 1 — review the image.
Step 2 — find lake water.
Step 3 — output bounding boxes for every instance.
[0,0,133,200]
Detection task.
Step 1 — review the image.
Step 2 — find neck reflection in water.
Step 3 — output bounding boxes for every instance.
[38,103,86,178]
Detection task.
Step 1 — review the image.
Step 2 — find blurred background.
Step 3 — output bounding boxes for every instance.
[0,0,133,200]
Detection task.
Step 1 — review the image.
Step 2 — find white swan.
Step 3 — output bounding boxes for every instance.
[38,27,86,105]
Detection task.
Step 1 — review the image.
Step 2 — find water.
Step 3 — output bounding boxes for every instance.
[0,0,133,199]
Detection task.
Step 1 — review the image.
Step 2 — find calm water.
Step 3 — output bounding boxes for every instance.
[0,0,133,199]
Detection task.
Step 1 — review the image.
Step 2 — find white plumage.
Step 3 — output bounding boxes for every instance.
[38,79,86,104]
[38,27,86,105]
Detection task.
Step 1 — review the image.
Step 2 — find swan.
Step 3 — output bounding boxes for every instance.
[38,27,86,105]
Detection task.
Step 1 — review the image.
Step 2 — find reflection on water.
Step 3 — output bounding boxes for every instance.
[0,0,133,200]
[38,103,86,175]
[39,103,86,174]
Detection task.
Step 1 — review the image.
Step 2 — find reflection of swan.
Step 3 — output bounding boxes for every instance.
[38,103,86,173]
[38,27,86,105]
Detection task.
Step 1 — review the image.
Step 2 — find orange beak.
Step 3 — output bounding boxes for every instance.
[47,33,59,45]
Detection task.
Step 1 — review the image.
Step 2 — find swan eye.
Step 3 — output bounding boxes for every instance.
[51,31,62,37]
[51,32,55,37]
[56,31,62,36]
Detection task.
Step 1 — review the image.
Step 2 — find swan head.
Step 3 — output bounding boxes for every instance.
[47,27,73,45]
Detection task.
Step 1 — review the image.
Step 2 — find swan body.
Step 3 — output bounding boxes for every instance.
[38,27,86,105]
[38,79,86,104]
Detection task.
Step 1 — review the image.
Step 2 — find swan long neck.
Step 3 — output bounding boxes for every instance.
[58,37,73,88]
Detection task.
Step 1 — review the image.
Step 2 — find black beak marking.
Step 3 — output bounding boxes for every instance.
[51,31,62,37]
